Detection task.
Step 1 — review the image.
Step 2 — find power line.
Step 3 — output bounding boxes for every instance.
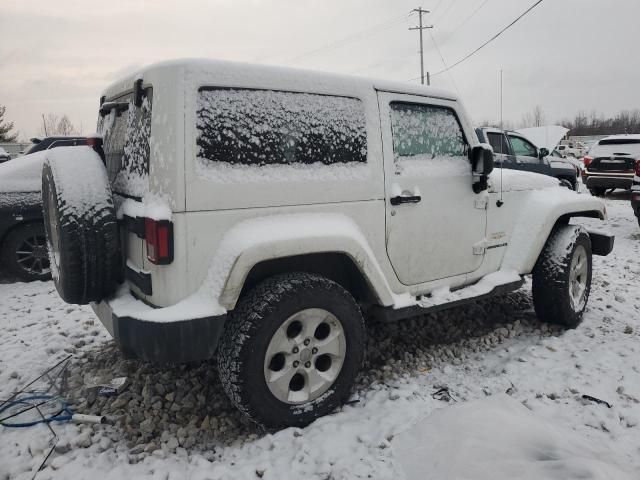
[448,0,491,36]
[427,29,460,95]
[278,13,411,65]
[432,0,459,25]
[430,0,544,77]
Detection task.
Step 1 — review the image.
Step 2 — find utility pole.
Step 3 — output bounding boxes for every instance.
[42,114,48,136]
[409,7,433,85]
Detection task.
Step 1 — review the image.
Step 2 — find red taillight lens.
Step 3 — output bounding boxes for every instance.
[144,218,174,265]
[635,159,640,176]
[583,156,592,168]
[86,136,102,148]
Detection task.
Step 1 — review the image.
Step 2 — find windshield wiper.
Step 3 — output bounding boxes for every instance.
[99,101,129,117]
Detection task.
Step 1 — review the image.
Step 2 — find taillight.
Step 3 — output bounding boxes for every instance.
[144,218,174,265]
[635,159,640,176]
[86,136,102,149]
[86,136,106,164]
[583,156,592,168]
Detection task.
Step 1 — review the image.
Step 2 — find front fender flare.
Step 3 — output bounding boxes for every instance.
[501,189,606,274]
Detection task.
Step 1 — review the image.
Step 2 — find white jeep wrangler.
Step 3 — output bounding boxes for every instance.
[42,59,613,429]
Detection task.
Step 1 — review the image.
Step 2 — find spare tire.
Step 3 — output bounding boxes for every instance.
[42,146,120,304]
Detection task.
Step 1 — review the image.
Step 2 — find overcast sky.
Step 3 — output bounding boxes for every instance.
[0,0,636,139]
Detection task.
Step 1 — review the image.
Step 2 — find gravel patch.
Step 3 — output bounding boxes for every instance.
[57,285,561,461]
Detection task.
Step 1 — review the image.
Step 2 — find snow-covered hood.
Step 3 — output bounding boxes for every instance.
[516,125,569,152]
[0,150,48,193]
[488,168,559,192]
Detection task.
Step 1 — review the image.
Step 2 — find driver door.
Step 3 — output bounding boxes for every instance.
[379,92,487,285]
[507,134,551,175]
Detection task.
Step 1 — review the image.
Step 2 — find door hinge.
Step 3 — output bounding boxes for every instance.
[473,240,487,255]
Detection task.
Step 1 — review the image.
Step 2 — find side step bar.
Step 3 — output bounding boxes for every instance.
[368,276,524,323]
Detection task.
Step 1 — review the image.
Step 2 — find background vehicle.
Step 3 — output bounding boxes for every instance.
[0,147,11,163]
[582,135,640,196]
[631,169,640,227]
[21,136,87,155]
[557,140,588,158]
[0,151,50,281]
[476,127,579,190]
[42,60,611,429]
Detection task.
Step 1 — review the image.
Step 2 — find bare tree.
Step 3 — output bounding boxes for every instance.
[520,105,546,128]
[39,114,78,137]
[0,105,18,142]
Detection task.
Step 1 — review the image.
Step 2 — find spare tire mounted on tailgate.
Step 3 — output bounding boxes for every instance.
[42,146,120,305]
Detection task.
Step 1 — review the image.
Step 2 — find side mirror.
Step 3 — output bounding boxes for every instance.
[470,145,494,193]
[538,147,549,159]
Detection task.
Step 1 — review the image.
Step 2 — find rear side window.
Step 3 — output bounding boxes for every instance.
[196,89,367,167]
[487,132,508,154]
[98,89,153,198]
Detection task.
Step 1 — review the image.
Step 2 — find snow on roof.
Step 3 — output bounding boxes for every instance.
[599,133,640,142]
[101,58,458,102]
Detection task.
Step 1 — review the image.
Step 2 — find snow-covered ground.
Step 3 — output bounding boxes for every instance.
[1,193,639,480]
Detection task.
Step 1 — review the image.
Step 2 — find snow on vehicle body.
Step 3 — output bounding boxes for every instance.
[42,59,613,428]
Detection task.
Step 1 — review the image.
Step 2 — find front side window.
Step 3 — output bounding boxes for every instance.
[390,103,466,159]
[389,102,468,176]
[508,135,537,157]
[196,89,367,168]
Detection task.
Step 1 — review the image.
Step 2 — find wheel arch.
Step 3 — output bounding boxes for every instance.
[500,190,606,275]
[237,252,381,307]
[212,214,397,312]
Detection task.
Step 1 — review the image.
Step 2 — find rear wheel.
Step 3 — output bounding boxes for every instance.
[589,187,606,196]
[532,225,592,328]
[1,223,51,282]
[217,272,365,429]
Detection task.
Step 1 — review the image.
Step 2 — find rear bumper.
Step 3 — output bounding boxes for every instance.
[91,295,226,363]
[582,171,633,190]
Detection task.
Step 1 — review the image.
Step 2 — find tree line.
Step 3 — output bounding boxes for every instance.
[0,105,81,142]
[559,110,640,136]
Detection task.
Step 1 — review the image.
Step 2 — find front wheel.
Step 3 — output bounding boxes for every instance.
[532,225,592,328]
[217,272,365,429]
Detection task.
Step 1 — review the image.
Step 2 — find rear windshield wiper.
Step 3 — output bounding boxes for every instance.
[99,101,129,117]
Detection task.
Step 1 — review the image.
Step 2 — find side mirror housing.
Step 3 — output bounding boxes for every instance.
[470,145,494,193]
[538,147,549,159]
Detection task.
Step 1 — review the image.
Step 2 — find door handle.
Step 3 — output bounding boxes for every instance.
[390,194,422,206]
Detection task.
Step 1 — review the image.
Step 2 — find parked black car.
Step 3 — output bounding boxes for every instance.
[476,127,579,190]
[21,136,87,155]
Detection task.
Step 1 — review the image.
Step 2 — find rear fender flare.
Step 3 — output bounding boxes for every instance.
[205,213,397,310]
